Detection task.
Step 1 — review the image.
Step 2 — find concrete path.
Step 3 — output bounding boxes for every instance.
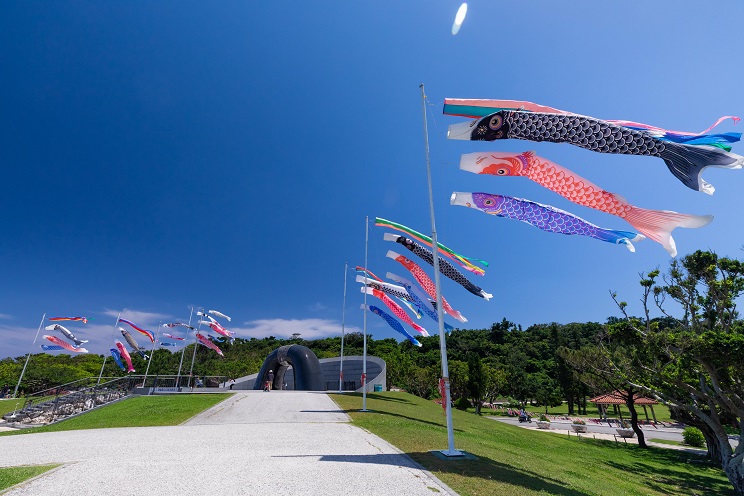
[0,391,455,495]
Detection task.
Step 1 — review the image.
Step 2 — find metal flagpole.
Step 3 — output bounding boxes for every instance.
[97,311,121,385]
[420,83,462,457]
[361,217,369,411]
[176,307,194,388]
[339,262,348,393]
[188,309,203,389]
[141,323,159,387]
[13,312,46,398]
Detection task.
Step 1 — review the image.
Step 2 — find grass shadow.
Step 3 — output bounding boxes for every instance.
[273,451,587,495]
[361,393,415,404]
[272,452,421,468]
[408,451,590,496]
[603,447,733,495]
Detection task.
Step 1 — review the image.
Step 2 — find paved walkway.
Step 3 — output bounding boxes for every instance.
[0,392,455,495]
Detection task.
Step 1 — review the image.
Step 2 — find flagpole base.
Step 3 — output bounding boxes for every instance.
[430,449,475,461]
[439,449,464,457]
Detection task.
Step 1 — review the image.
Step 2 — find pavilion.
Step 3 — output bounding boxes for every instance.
[589,391,659,423]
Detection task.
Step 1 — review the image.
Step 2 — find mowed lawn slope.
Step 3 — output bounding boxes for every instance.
[0,465,59,491]
[0,394,229,436]
[331,392,731,496]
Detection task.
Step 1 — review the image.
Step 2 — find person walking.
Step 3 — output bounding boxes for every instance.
[228,379,235,390]
[265,370,274,392]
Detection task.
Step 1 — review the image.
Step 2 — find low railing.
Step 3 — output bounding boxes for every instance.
[139,375,229,391]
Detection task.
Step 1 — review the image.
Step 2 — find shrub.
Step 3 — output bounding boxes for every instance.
[538,414,550,422]
[572,418,586,425]
[454,397,471,411]
[682,427,705,447]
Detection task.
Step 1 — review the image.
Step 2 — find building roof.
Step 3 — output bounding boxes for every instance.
[589,391,658,405]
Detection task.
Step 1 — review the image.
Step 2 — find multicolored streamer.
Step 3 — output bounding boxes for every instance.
[375,218,488,275]
[118,318,155,342]
[49,316,88,324]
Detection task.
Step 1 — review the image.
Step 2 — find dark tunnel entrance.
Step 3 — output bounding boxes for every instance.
[253,344,325,391]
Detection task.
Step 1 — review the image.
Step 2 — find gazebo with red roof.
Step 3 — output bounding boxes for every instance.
[589,391,659,423]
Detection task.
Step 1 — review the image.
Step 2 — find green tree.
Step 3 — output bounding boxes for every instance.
[612,251,744,494]
[466,352,486,415]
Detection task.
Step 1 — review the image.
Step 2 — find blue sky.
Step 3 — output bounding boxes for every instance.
[2,1,743,359]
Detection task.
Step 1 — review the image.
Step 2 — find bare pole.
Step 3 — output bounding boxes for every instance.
[420,83,461,456]
[361,216,369,411]
[97,311,121,385]
[339,262,348,392]
[13,312,46,398]
[176,307,194,388]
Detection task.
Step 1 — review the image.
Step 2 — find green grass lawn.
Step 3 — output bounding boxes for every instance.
[0,398,33,417]
[0,394,229,436]
[331,392,731,496]
[0,465,58,491]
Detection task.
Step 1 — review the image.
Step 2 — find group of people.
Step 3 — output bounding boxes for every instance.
[0,384,9,398]
[187,371,278,392]
[263,370,274,392]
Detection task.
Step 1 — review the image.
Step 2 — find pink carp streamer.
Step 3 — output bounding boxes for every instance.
[118,318,155,342]
[199,316,235,339]
[163,333,186,341]
[196,332,224,356]
[461,151,712,257]
[42,335,88,353]
[362,287,429,336]
[386,250,468,323]
[115,340,135,372]
[49,316,88,324]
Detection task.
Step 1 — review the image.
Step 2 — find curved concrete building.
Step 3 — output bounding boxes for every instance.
[235,353,385,392]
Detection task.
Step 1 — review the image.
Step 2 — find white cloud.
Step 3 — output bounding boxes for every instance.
[234,318,361,340]
[0,313,13,320]
[306,303,328,313]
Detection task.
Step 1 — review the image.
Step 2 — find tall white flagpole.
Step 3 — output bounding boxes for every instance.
[361,217,369,411]
[13,312,46,398]
[141,323,159,387]
[176,307,194,388]
[188,308,203,389]
[420,83,461,457]
[339,262,348,393]
[97,311,121,385]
